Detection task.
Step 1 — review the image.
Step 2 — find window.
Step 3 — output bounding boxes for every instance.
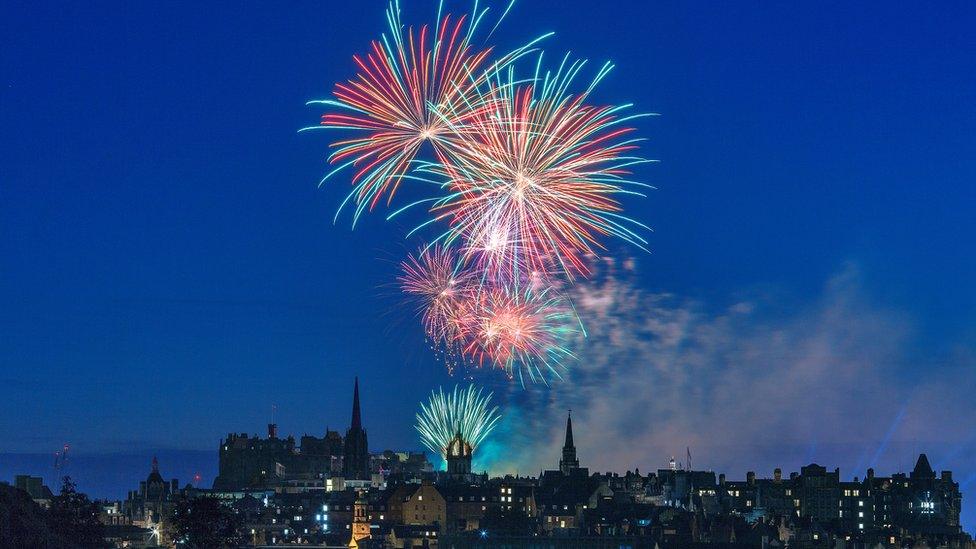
[858,511,864,518]
[858,500,864,507]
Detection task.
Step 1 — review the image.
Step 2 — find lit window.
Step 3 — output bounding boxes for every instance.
[858,500,864,507]
[858,511,864,518]
[858,523,864,530]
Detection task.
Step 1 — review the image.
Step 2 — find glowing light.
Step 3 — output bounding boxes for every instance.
[415,385,501,462]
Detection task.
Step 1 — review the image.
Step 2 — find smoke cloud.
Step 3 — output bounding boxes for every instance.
[489,260,976,492]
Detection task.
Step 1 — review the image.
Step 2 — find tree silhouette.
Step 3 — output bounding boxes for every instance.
[164,496,245,548]
[48,476,108,548]
[0,483,60,547]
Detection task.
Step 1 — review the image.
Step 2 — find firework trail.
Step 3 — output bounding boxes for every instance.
[308,2,654,384]
[415,56,655,280]
[398,244,475,346]
[304,0,549,225]
[416,384,501,462]
[460,280,579,385]
[399,246,581,384]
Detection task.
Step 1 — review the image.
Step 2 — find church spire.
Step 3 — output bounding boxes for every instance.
[343,377,370,479]
[559,410,580,475]
[350,376,362,431]
[563,410,575,449]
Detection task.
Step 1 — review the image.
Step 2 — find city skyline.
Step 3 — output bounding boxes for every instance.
[3,0,976,545]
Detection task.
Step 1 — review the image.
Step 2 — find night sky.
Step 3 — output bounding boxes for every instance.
[2,0,975,528]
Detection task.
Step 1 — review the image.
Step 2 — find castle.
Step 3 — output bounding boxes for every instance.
[212,378,429,491]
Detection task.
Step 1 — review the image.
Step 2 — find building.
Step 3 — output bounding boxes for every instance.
[103,398,971,548]
[349,490,372,548]
[14,475,54,508]
[402,481,447,528]
[122,456,180,526]
[344,377,371,480]
[446,429,473,478]
[213,377,389,490]
[559,411,580,475]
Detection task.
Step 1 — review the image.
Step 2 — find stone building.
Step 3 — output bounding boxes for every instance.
[122,456,179,526]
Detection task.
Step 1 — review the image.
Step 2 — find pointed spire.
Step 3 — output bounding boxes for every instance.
[350,377,362,431]
[151,455,159,473]
[912,453,935,478]
[564,410,575,449]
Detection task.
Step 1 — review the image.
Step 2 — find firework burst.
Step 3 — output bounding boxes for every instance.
[398,244,475,345]
[418,57,654,279]
[416,384,501,462]
[461,280,579,384]
[305,1,549,224]
[308,3,654,386]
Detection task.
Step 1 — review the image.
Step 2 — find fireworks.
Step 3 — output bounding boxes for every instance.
[460,281,579,384]
[309,1,653,384]
[398,245,474,344]
[415,384,501,461]
[304,0,549,225]
[425,59,653,279]
[398,246,579,383]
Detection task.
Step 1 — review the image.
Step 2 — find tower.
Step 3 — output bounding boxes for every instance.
[559,410,579,475]
[343,377,370,479]
[348,490,371,547]
[446,428,473,477]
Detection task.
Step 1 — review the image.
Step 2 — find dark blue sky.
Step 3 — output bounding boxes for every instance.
[2,0,975,509]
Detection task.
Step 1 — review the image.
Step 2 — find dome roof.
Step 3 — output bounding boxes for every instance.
[446,430,472,458]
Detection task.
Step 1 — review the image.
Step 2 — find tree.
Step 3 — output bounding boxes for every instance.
[164,496,245,548]
[0,483,60,548]
[48,476,108,548]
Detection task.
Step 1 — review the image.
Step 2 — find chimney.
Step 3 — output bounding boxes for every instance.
[942,471,953,482]
[719,473,726,485]
[774,468,782,482]
[867,468,874,480]
[747,471,756,485]
[268,423,278,439]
